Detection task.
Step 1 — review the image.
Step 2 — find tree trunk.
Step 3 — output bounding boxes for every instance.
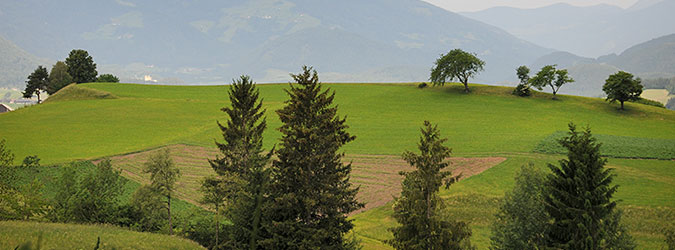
[215,204,219,249]
[463,82,470,93]
[620,101,624,110]
[249,188,263,250]
[37,93,41,104]
[168,193,173,235]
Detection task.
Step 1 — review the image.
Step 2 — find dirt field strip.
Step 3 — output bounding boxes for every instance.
[103,145,506,214]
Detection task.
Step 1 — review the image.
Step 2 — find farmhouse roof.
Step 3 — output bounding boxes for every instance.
[0,103,13,113]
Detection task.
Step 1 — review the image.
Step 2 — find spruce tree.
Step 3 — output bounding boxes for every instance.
[387,121,473,250]
[261,66,363,249]
[544,123,633,249]
[206,75,271,249]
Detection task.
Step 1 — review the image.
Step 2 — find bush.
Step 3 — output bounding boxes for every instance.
[630,97,665,108]
[418,82,428,88]
[21,155,40,168]
[96,74,119,83]
[512,84,531,97]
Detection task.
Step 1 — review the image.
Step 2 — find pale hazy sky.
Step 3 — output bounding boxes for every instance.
[421,0,641,12]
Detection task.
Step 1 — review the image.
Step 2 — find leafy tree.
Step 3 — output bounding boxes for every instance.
[73,159,127,223]
[490,163,548,250]
[65,49,97,83]
[96,74,120,83]
[387,121,472,250]
[529,65,574,99]
[516,65,530,85]
[544,123,634,249]
[603,71,643,110]
[47,61,72,94]
[513,66,532,96]
[206,75,272,249]
[262,66,363,249]
[49,165,79,222]
[430,49,485,92]
[144,149,181,235]
[23,66,49,103]
[129,185,167,232]
[16,178,48,220]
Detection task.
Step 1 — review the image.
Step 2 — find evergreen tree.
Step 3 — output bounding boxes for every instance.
[65,49,97,83]
[490,163,548,250]
[206,75,271,249]
[23,66,49,103]
[47,61,72,94]
[387,121,472,250]
[143,149,180,235]
[544,123,633,249]
[261,66,363,249]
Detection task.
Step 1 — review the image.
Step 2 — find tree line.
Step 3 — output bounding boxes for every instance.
[23,49,118,103]
[430,49,652,110]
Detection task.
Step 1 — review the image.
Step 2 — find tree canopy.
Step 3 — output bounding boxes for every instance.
[430,49,485,92]
[263,66,362,249]
[388,121,472,250]
[65,49,97,83]
[48,61,72,95]
[529,65,574,99]
[23,66,49,103]
[96,74,120,83]
[143,149,180,235]
[603,71,643,110]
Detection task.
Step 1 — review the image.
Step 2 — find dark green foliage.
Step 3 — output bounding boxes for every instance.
[96,74,119,83]
[430,49,485,92]
[533,131,675,159]
[490,163,548,250]
[512,84,531,97]
[206,75,271,249]
[631,97,665,108]
[23,66,49,103]
[262,66,363,249]
[665,228,675,250]
[127,185,168,232]
[516,65,530,85]
[603,209,637,250]
[0,139,14,167]
[143,149,180,235]
[529,65,574,99]
[51,159,127,223]
[418,82,428,88]
[174,208,228,249]
[388,121,472,250]
[544,124,633,250]
[21,155,40,168]
[603,71,643,110]
[47,61,72,95]
[65,49,97,84]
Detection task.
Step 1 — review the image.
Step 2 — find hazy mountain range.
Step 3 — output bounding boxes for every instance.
[1,0,673,98]
[0,0,550,87]
[461,0,675,58]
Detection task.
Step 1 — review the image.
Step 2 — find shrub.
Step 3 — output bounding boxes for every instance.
[21,155,40,168]
[418,82,428,88]
[512,84,531,97]
[96,74,119,83]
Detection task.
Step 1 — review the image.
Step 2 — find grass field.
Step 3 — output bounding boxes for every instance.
[1,83,673,165]
[1,82,673,249]
[0,220,205,249]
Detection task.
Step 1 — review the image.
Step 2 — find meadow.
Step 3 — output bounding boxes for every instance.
[0,82,673,249]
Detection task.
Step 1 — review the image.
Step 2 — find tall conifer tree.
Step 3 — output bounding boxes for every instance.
[544,123,633,249]
[388,121,473,250]
[261,66,363,249]
[207,75,270,249]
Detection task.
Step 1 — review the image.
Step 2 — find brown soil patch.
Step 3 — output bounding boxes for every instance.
[103,145,505,214]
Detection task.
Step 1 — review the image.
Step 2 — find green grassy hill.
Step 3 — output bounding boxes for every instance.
[0,82,673,249]
[0,220,205,249]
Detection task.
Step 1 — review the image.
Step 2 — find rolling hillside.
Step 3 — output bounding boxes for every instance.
[0,82,673,249]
